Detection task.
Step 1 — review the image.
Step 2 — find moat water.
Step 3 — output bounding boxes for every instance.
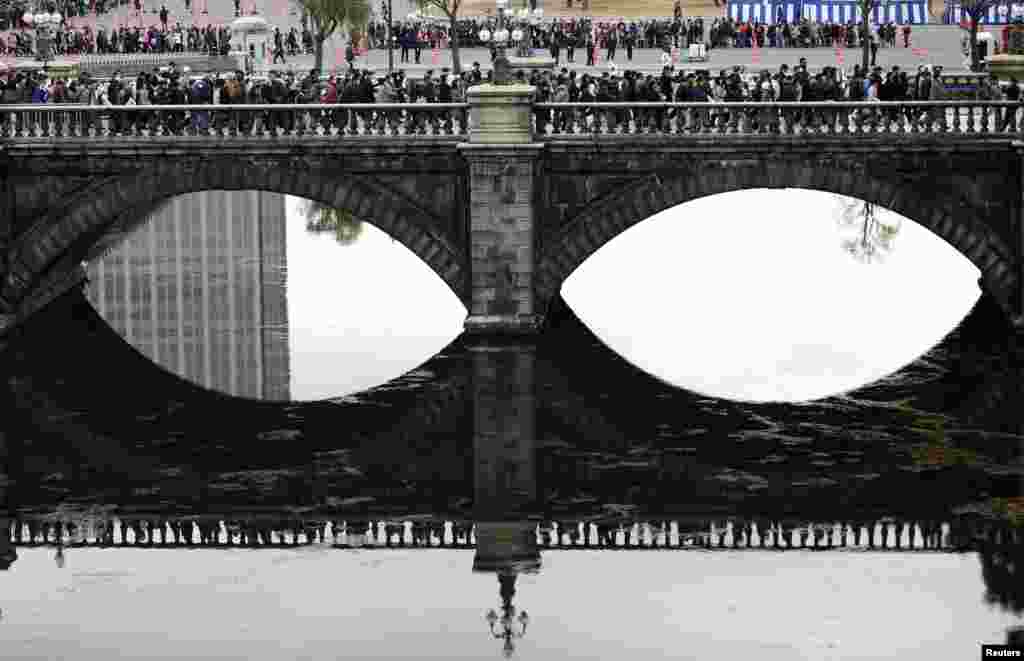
[0,190,1020,659]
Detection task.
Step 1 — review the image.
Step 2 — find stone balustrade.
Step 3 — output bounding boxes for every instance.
[533,101,1024,137]
[0,103,471,138]
[7,517,1017,552]
[3,101,1023,141]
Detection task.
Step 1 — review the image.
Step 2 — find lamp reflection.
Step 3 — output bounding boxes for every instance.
[485,573,530,658]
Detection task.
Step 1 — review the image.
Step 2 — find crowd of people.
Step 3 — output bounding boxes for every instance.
[708,18,906,49]
[1,9,917,61]
[2,56,1021,136]
[0,61,476,134]
[1,0,134,29]
[528,62,1020,132]
[0,22,234,56]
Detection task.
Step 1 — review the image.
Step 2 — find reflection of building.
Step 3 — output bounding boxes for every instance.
[86,191,290,400]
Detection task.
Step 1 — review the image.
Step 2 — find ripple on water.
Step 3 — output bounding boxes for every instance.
[791,477,840,488]
[256,429,303,442]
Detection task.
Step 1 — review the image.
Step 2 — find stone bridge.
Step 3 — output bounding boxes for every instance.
[1,95,1023,338]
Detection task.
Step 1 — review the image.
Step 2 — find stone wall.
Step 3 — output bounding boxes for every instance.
[462,146,544,335]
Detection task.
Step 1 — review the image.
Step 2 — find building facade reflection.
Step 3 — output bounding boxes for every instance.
[85,191,290,400]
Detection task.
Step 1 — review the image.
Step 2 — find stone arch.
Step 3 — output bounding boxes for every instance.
[2,160,469,312]
[536,160,1018,322]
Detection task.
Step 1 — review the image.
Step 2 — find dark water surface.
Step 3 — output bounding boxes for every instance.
[0,276,1022,658]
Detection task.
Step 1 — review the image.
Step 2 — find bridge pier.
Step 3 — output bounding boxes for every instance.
[460,83,544,337]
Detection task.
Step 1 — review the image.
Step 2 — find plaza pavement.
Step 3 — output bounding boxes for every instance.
[284,31,969,76]
[4,0,971,76]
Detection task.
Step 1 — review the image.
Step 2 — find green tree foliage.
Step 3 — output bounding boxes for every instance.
[835,197,901,264]
[416,0,464,74]
[960,0,1009,71]
[302,200,363,245]
[291,0,371,74]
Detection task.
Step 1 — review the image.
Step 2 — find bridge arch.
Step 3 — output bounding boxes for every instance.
[2,160,469,312]
[536,160,1019,323]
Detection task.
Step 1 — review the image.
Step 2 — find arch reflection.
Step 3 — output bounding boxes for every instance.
[561,188,983,404]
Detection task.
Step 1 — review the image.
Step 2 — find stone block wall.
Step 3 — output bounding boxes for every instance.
[461,145,544,335]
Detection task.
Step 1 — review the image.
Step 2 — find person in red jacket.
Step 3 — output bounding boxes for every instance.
[321,75,338,132]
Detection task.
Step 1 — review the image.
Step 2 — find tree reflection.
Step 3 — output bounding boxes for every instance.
[835,197,901,264]
[302,200,363,245]
[980,538,1023,616]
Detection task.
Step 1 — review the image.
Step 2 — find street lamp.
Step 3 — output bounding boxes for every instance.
[508,7,542,57]
[528,8,542,55]
[484,574,529,658]
[512,7,525,56]
[22,6,63,63]
[478,0,512,83]
[381,0,393,73]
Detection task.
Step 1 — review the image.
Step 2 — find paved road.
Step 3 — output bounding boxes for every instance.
[227,38,967,76]
[4,42,967,76]
[4,0,968,76]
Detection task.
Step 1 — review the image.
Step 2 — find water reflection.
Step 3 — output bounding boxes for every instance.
[82,191,466,402]
[563,189,982,403]
[1,255,1022,656]
[85,191,291,401]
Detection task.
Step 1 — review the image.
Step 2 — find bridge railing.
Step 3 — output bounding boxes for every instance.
[532,101,1024,137]
[0,103,471,139]
[9,517,1017,551]
[5,101,1022,140]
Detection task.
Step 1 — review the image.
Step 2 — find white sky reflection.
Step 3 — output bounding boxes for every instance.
[560,189,981,402]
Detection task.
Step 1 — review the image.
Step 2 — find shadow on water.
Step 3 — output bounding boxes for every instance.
[0,283,1019,518]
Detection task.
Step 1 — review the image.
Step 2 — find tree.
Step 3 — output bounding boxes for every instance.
[302,200,363,245]
[291,0,370,74]
[416,0,463,74]
[960,0,1009,71]
[835,196,901,264]
[855,0,887,71]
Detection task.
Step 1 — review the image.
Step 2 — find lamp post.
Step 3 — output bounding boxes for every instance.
[477,0,512,83]
[484,573,529,658]
[527,7,541,55]
[21,5,63,63]
[511,7,539,57]
[511,21,523,57]
[381,0,393,73]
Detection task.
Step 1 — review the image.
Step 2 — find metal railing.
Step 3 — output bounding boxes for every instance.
[532,101,1024,137]
[76,52,215,65]
[0,103,471,138]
